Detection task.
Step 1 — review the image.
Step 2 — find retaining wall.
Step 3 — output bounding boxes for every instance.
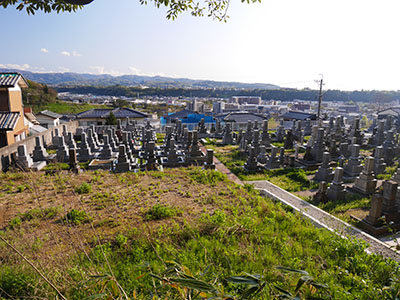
[0,121,79,171]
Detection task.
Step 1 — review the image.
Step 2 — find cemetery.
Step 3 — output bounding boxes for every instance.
[3,113,400,298]
[203,116,400,238]
[3,113,400,238]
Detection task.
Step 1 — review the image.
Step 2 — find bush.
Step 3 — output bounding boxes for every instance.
[8,217,21,229]
[75,182,92,194]
[145,204,178,221]
[0,269,35,298]
[64,209,92,225]
[189,169,226,186]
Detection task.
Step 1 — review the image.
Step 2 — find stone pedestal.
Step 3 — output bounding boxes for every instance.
[382,180,398,215]
[33,136,48,162]
[374,146,386,175]
[99,135,113,159]
[266,147,280,169]
[351,157,377,195]
[344,144,363,179]
[222,123,234,145]
[257,145,267,164]
[204,149,216,170]
[114,145,131,173]
[313,182,328,204]
[244,146,258,171]
[366,194,384,226]
[16,145,33,170]
[56,136,70,163]
[314,152,333,182]
[69,148,81,173]
[327,167,346,202]
[78,133,94,162]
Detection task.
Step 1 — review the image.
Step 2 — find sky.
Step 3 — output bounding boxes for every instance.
[1,0,400,91]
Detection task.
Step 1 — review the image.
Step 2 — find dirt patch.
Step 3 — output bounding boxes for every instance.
[346,207,369,220]
[0,168,245,264]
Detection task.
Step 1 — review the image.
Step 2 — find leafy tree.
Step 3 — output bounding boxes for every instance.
[105,111,117,125]
[112,98,128,108]
[0,0,260,21]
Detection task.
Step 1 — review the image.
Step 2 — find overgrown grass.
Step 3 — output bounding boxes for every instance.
[316,194,371,223]
[1,168,400,299]
[32,100,110,114]
[205,144,317,192]
[144,204,180,220]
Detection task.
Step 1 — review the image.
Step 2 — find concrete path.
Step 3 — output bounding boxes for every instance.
[247,180,400,262]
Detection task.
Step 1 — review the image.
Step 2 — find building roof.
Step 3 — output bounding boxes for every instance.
[216,112,268,123]
[37,110,62,119]
[0,112,19,130]
[30,124,48,134]
[280,111,317,121]
[24,112,40,125]
[163,109,195,122]
[377,107,400,117]
[0,73,29,88]
[76,108,148,119]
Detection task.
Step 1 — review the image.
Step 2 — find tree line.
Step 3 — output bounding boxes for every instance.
[56,85,400,103]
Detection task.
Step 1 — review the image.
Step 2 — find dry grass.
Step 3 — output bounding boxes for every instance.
[0,168,238,267]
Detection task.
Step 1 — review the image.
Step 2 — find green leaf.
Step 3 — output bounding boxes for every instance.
[240,286,260,299]
[295,275,313,293]
[226,274,260,286]
[169,277,217,293]
[276,266,309,276]
[310,281,328,289]
[274,285,292,297]
[83,294,107,300]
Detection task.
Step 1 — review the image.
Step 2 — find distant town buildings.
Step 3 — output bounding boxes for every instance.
[231,96,261,105]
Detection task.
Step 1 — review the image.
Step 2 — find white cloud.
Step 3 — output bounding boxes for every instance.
[89,66,105,74]
[41,48,49,53]
[72,51,82,57]
[0,63,30,70]
[61,51,71,57]
[58,67,70,73]
[128,66,166,77]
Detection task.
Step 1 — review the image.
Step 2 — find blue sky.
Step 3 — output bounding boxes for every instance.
[1,0,400,91]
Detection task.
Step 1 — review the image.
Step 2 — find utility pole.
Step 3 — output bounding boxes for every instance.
[315,75,324,120]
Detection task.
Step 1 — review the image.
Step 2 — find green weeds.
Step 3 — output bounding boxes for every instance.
[64,209,92,225]
[74,182,92,194]
[145,204,180,221]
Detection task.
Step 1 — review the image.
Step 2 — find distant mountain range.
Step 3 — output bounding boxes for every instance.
[0,69,280,90]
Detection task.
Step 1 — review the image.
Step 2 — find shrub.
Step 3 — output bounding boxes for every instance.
[64,209,92,225]
[189,169,226,186]
[145,204,178,221]
[8,217,21,229]
[0,269,35,298]
[75,182,92,194]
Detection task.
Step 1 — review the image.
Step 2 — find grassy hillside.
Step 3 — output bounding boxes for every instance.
[0,168,399,299]
[21,80,109,114]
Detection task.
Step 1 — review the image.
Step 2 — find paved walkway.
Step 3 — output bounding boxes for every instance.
[247,180,400,262]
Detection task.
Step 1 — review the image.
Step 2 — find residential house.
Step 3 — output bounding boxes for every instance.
[215,112,269,130]
[75,107,148,126]
[162,109,214,130]
[280,111,317,121]
[36,110,62,128]
[0,73,29,148]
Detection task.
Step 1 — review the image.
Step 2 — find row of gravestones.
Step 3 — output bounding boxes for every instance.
[14,121,216,173]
